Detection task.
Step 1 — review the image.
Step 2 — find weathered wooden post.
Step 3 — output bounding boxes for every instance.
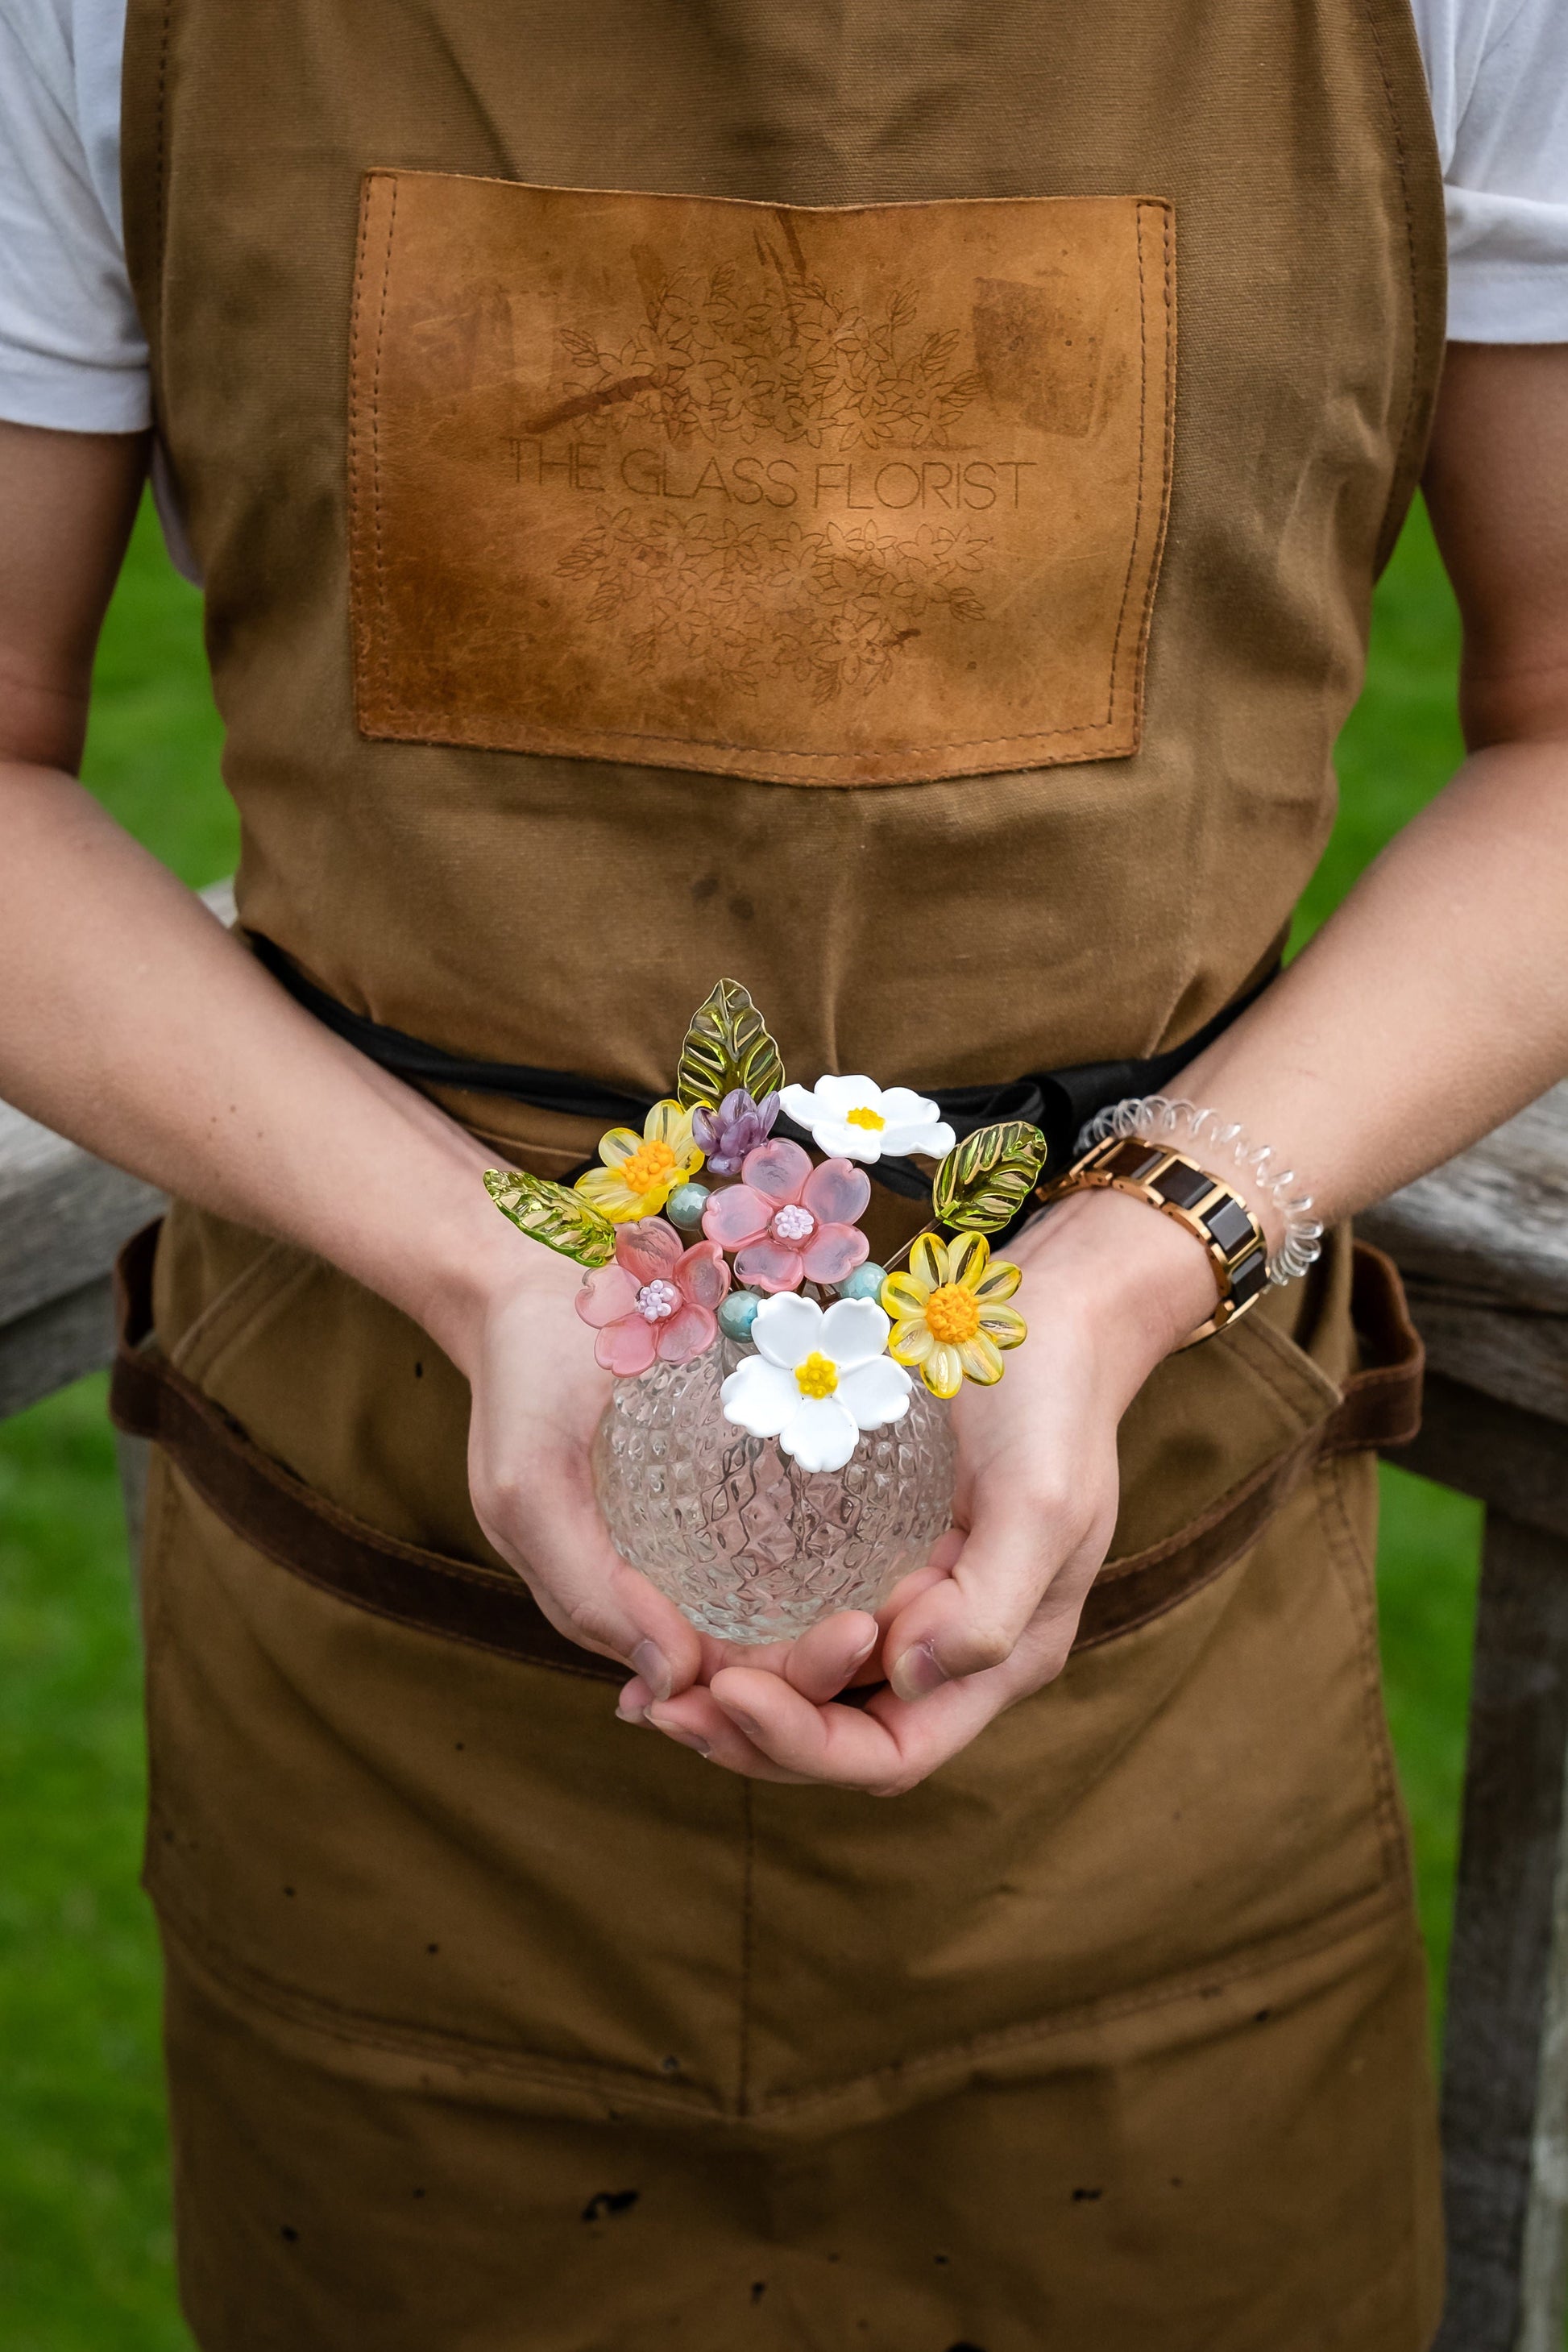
[1364,1090,1568,2352]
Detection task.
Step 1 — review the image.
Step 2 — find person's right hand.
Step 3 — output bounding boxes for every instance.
[460,1235,890,1708]
[462,1244,711,1701]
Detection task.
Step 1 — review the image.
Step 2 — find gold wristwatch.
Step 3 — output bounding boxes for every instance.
[1040,1135,1271,1344]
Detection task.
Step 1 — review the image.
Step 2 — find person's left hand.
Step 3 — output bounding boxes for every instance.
[616,1187,1219,1793]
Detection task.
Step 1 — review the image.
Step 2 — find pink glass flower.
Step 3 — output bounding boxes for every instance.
[700,1139,871,1293]
[575,1217,730,1375]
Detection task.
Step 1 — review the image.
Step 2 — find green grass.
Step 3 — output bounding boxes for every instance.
[0,492,1482,2342]
[0,1383,182,2352]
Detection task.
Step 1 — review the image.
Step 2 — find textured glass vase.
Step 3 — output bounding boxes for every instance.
[592,1337,956,1644]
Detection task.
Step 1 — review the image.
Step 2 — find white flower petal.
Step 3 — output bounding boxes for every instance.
[780,1082,821,1126]
[780,1396,860,1473]
[838,1356,913,1430]
[751,1291,824,1370]
[814,1072,881,1117]
[820,1296,891,1370]
[814,1118,883,1164]
[881,1118,956,1159]
[877,1087,940,1122]
[720,1355,799,1437]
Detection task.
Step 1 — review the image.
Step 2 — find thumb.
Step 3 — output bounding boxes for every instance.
[882,1472,1107,1697]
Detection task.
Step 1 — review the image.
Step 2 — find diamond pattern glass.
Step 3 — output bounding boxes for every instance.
[592,1339,956,1644]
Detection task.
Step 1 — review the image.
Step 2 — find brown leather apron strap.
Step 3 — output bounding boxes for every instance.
[108,1222,622,1684]
[109,1224,1422,1677]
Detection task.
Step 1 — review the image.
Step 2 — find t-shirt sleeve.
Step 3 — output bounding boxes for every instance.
[1414,0,1568,342]
[0,0,148,430]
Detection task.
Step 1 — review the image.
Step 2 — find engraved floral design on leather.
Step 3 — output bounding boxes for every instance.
[349,172,1176,786]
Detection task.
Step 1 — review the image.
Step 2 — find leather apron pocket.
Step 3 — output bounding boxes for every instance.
[347,172,1175,785]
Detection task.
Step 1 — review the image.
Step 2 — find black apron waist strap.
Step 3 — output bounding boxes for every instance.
[250,933,1276,1201]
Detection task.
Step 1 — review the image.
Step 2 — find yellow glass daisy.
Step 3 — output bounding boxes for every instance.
[881,1231,1027,1399]
[575,1097,704,1223]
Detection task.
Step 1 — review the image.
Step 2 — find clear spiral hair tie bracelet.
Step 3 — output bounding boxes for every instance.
[1075,1096,1325,1285]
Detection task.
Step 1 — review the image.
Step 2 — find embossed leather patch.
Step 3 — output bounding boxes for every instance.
[349,172,1175,786]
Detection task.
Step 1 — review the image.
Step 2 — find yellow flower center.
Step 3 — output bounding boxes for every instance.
[618,1138,677,1196]
[845,1105,886,1131]
[925,1283,981,1345]
[794,1351,840,1399]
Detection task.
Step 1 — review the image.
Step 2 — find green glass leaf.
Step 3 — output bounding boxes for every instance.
[675,977,786,1112]
[930,1120,1048,1234]
[483,1168,616,1268]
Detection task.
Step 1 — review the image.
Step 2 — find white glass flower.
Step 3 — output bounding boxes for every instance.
[779,1074,956,1165]
[720,1294,913,1474]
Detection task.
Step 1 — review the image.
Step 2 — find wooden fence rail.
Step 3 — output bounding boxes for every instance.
[1,938,1564,2346]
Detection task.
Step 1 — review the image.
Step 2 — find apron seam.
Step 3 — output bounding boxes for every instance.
[1360,0,1440,570]
[1314,1451,1412,1892]
[1097,195,1155,730]
[164,1236,299,1383]
[151,1897,734,2125]
[749,1883,1412,2126]
[145,1865,1409,2128]
[737,1783,757,2118]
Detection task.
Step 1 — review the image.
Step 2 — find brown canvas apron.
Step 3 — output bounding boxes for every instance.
[118,1,1448,2343]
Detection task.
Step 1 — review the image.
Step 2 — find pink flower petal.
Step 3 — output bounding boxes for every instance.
[615,1217,682,1286]
[657,1303,716,1365]
[575,1266,641,1329]
[735,1238,808,1293]
[800,1222,869,1284]
[675,1239,731,1310]
[802,1156,871,1227]
[739,1139,811,1206]
[702,1183,771,1248]
[595,1316,657,1375]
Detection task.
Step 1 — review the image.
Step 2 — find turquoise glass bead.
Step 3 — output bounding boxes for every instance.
[666,1181,710,1232]
[717,1289,763,1341]
[836,1261,888,1303]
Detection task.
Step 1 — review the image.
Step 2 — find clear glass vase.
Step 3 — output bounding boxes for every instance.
[591,1336,956,1645]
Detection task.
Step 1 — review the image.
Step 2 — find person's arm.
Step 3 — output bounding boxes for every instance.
[0,421,718,1701]
[642,343,1568,1790]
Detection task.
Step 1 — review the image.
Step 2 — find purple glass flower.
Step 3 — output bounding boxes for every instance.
[692,1087,781,1176]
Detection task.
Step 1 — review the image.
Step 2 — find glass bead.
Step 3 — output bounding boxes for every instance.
[716,1288,762,1340]
[835,1261,889,1302]
[666,1181,711,1231]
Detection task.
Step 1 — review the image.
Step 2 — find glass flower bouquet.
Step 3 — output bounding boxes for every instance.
[483,982,1048,1644]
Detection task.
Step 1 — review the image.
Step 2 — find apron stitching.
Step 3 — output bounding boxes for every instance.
[752,1885,1416,2126]
[139,1448,187,1900]
[369,180,399,726]
[165,1238,300,1382]
[1230,1313,1343,1427]
[347,185,374,729]
[1097,197,1155,732]
[365,707,1122,762]
[1359,0,1430,562]
[738,1785,756,2118]
[1096,1337,1331,1587]
[1313,1453,1412,1889]
[155,1903,731,2122]
[148,1872,1408,2125]
[151,0,172,337]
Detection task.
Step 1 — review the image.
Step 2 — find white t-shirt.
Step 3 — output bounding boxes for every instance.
[2,0,1567,440]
